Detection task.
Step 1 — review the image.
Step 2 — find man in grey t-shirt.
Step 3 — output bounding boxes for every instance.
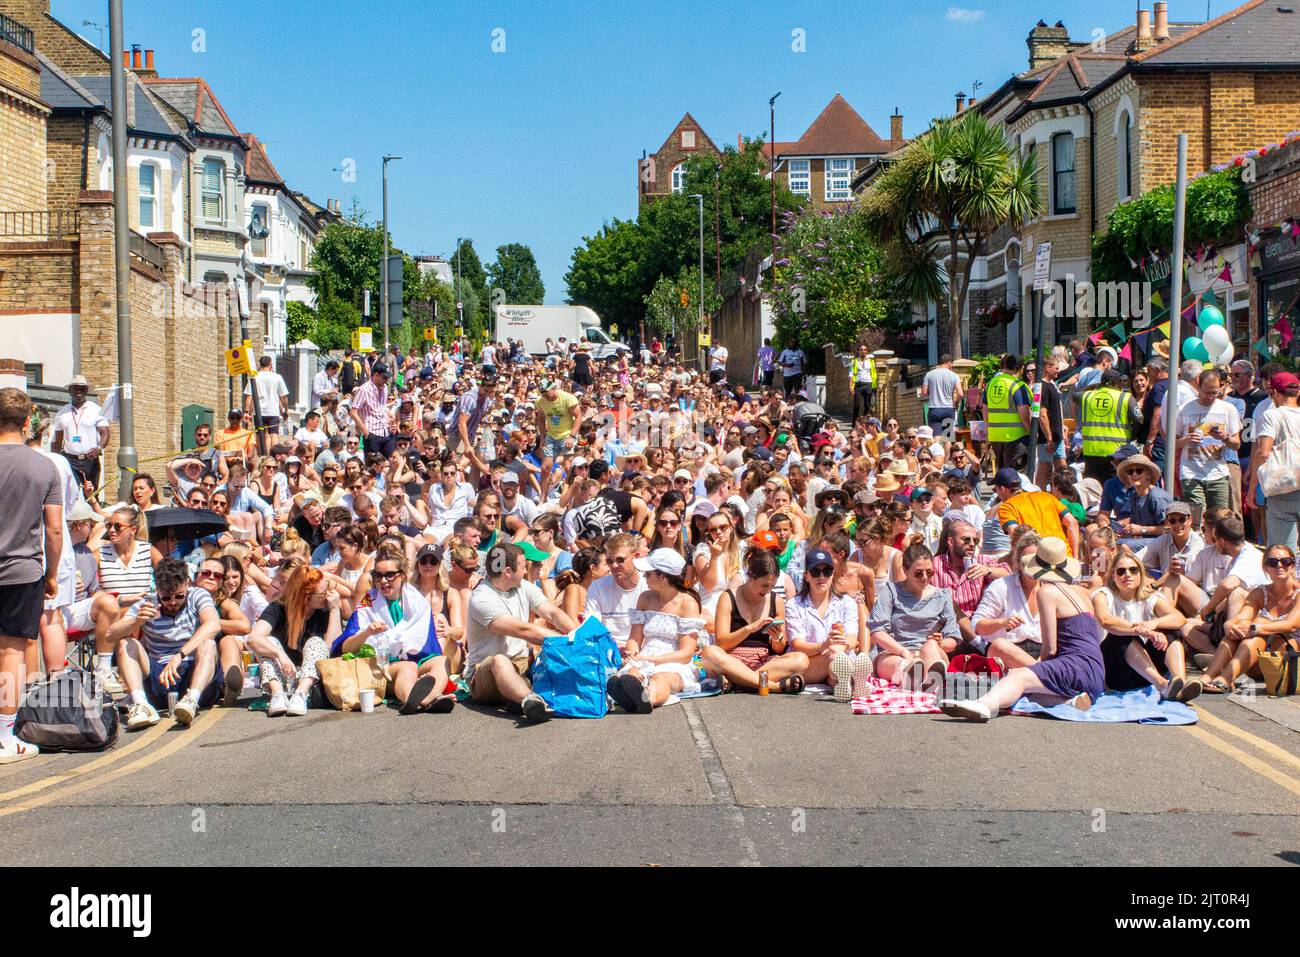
[921,354,964,439]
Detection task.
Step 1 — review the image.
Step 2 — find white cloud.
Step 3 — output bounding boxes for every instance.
[946,7,985,23]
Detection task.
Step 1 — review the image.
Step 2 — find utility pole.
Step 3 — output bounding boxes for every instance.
[454,237,464,342]
[381,154,400,353]
[109,0,136,499]
[689,194,705,374]
[769,92,781,259]
[1164,134,1189,494]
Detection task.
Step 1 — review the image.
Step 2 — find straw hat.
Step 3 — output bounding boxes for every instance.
[1022,537,1081,584]
[873,473,901,495]
[1153,339,1170,359]
[887,460,914,478]
[1118,453,1161,485]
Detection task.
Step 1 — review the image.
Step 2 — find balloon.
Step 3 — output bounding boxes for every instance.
[1197,305,1226,328]
[1183,336,1210,362]
[1217,342,1235,365]
[1203,323,1231,360]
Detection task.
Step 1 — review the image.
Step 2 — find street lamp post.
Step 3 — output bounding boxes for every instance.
[381,154,401,354]
[109,0,136,499]
[769,92,781,258]
[689,193,705,374]
[454,237,464,342]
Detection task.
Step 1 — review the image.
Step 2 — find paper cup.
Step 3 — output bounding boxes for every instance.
[358,688,376,713]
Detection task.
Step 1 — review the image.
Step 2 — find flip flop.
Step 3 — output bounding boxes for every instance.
[400,675,437,715]
[422,693,456,714]
[1179,679,1203,703]
[1162,676,1185,702]
[1201,678,1231,694]
[779,674,805,695]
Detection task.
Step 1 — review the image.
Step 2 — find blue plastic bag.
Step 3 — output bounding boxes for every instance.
[531,616,623,718]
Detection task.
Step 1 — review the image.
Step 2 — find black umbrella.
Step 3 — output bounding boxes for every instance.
[145,507,228,544]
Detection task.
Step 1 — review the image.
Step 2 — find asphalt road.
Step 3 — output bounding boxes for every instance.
[1,690,1297,866]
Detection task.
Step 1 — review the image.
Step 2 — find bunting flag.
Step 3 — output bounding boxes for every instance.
[1181,302,1196,320]
[1253,336,1272,358]
[1150,290,1164,311]
[1279,316,1294,348]
[1110,322,1127,339]
[1157,321,1171,336]
[1118,342,1133,362]
[1218,263,1233,283]
[1202,286,1219,308]
[1088,331,1106,345]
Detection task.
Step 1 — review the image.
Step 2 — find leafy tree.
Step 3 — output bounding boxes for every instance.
[565,218,650,331]
[450,239,490,332]
[860,111,1038,357]
[285,300,315,346]
[644,266,722,337]
[311,297,361,352]
[488,243,546,304]
[769,208,910,352]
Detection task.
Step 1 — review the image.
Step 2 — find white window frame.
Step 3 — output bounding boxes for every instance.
[671,163,686,194]
[201,158,224,223]
[250,202,269,258]
[138,162,157,229]
[825,157,853,201]
[788,159,811,197]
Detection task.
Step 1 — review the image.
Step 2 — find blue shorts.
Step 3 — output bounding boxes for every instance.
[542,435,568,458]
[145,655,222,710]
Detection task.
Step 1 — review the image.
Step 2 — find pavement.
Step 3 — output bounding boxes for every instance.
[1,684,1297,867]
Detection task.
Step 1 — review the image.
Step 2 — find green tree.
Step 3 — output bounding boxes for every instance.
[285,300,315,346]
[860,111,1038,358]
[450,239,490,332]
[565,218,650,331]
[487,243,546,304]
[643,266,722,337]
[311,297,361,352]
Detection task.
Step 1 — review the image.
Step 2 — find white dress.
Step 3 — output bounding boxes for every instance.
[623,609,705,694]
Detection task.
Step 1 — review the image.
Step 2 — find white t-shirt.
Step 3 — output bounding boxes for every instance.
[465,578,547,673]
[584,574,648,649]
[923,367,961,408]
[245,370,289,418]
[970,574,1040,650]
[294,427,328,448]
[1257,404,1300,448]
[1137,530,1205,575]
[710,346,729,372]
[53,401,107,454]
[427,482,475,529]
[502,492,539,527]
[1226,543,1267,590]
[1177,398,1241,482]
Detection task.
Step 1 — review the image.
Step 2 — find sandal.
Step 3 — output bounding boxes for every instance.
[779,674,805,695]
[1201,678,1231,694]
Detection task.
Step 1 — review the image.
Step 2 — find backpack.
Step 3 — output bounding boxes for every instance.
[531,616,623,718]
[575,496,622,540]
[16,667,120,752]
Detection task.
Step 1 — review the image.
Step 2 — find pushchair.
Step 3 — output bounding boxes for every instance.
[791,400,830,453]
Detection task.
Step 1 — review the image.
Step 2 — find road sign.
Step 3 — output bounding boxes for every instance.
[386,254,404,325]
[352,326,374,353]
[224,341,253,376]
[423,327,437,342]
[1032,242,1053,291]
[363,289,371,318]
[698,331,712,347]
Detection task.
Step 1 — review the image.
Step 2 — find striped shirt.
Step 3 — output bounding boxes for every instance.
[98,540,154,595]
[350,380,391,437]
[932,552,1008,619]
[127,587,214,660]
[455,388,493,443]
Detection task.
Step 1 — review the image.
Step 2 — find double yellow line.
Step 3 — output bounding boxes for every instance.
[1183,705,1300,798]
[0,707,230,819]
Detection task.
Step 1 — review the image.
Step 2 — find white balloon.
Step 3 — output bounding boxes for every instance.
[1216,341,1234,365]
[1203,323,1230,360]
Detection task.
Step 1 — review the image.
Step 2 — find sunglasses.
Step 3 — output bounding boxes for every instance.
[373,570,402,582]
[657,519,680,528]
[911,569,934,579]
[1265,557,1296,568]
[806,566,833,579]
[196,568,222,579]
[1114,566,1141,576]
[107,522,133,533]
[418,556,439,566]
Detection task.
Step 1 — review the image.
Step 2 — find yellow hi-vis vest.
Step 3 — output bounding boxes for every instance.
[850,355,878,388]
[1081,387,1131,458]
[985,372,1028,443]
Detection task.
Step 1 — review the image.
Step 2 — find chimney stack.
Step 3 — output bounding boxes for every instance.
[890,108,904,149]
[955,91,967,113]
[131,44,141,69]
[967,96,978,109]
[122,50,130,69]
[1026,20,1072,71]
[1154,1,1169,40]
[135,48,157,78]
[1135,9,1154,51]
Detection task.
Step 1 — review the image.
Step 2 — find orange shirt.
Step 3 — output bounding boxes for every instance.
[217,426,255,462]
[997,490,1073,555]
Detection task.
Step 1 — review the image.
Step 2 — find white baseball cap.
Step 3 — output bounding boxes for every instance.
[499,471,520,485]
[634,548,686,576]
[673,468,692,481]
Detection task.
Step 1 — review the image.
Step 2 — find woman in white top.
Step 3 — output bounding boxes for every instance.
[785,547,869,702]
[1091,546,1193,701]
[1252,373,1300,549]
[425,462,475,543]
[1202,544,1300,693]
[855,516,903,589]
[693,510,741,616]
[973,532,1044,668]
[608,549,706,714]
[96,506,161,608]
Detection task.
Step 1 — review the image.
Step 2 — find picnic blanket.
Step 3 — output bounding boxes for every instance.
[663,684,724,707]
[1011,685,1198,724]
[850,676,941,715]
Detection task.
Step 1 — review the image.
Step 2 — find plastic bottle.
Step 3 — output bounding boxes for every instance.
[758,671,770,696]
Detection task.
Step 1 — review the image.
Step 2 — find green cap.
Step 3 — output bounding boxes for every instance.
[518,541,550,562]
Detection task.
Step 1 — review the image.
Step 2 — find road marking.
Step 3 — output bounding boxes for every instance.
[0,707,230,820]
[0,720,170,805]
[681,700,761,867]
[1181,725,1300,798]
[1197,707,1300,774]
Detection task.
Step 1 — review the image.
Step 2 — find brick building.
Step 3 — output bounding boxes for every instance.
[639,96,905,211]
[857,0,1300,361]
[1247,137,1300,362]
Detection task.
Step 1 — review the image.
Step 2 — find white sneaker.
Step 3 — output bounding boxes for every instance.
[286,692,308,717]
[126,700,161,730]
[173,691,199,726]
[266,692,289,717]
[830,653,854,703]
[939,698,992,722]
[95,669,126,695]
[0,737,40,764]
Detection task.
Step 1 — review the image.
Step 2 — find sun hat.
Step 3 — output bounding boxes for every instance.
[67,375,90,389]
[673,468,692,481]
[1022,536,1081,583]
[1118,453,1161,485]
[873,473,901,494]
[854,489,880,506]
[887,460,913,478]
[916,426,934,440]
[67,499,97,523]
[518,541,550,562]
[634,547,687,576]
[815,488,851,510]
[687,499,718,521]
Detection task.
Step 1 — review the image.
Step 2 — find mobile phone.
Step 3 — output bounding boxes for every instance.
[767,619,785,628]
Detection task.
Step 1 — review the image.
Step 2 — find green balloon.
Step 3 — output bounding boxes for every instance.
[1197,305,1226,328]
[1183,336,1210,362]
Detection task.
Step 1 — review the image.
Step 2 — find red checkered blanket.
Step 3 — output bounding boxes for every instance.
[850,676,941,715]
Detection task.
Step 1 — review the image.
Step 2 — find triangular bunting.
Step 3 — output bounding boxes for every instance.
[1110,322,1127,339]
[1157,321,1171,336]
[1118,342,1132,361]
[1202,286,1219,308]
[1150,290,1164,311]
[1279,317,1294,348]
[1253,337,1272,358]
[1218,263,1233,283]
[1088,331,1105,345]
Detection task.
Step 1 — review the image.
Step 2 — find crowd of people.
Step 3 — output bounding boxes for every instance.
[0,329,1297,762]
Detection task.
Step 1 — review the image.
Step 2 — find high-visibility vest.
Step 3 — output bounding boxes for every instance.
[985,372,1029,443]
[1081,387,1131,457]
[851,355,878,388]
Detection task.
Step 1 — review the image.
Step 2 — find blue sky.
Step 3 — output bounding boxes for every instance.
[53,0,1226,304]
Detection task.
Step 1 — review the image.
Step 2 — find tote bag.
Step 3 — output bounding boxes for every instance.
[1258,406,1300,497]
[531,616,622,718]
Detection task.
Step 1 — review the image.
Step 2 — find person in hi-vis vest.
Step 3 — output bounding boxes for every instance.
[1079,367,1142,483]
[984,353,1033,472]
[843,343,878,423]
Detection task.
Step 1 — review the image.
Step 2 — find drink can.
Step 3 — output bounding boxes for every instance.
[758,671,770,696]
[167,691,179,714]
[241,649,254,669]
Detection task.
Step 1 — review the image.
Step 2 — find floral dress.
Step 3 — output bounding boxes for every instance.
[623,609,706,694]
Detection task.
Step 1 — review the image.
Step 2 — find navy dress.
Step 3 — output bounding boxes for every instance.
[1028,587,1106,700]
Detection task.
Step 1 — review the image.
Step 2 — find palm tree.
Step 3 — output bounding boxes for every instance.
[859,111,1039,358]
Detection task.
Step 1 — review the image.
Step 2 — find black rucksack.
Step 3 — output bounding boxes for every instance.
[16,668,120,752]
